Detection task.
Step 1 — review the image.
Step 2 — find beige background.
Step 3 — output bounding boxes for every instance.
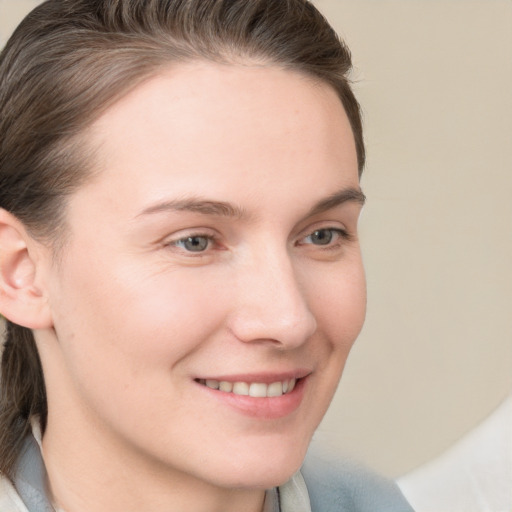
[1,0,511,478]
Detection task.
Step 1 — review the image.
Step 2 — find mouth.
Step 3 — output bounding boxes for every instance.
[194,377,298,398]
[194,374,308,419]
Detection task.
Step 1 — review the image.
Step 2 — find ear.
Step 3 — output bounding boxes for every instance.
[0,209,53,329]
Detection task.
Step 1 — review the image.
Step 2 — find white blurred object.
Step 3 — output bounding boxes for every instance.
[397,394,512,512]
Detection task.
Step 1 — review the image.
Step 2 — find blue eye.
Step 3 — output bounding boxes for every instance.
[303,228,347,246]
[307,229,334,245]
[175,235,210,252]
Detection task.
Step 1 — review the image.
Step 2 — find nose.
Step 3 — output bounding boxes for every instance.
[227,247,317,349]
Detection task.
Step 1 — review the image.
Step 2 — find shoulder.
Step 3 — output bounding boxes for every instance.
[301,450,415,512]
[0,474,29,512]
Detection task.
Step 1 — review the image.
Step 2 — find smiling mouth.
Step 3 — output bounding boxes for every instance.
[195,378,297,398]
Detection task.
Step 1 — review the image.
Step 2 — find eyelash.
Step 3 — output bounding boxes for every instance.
[167,233,219,253]
[298,227,352,248]
[166,227,351,255]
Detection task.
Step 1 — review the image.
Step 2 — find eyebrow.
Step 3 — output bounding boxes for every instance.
[137,187,365,220]
[305,187,366,217]
[138,198,247,219]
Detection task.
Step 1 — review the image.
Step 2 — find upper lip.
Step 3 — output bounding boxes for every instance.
[195,370,311,384]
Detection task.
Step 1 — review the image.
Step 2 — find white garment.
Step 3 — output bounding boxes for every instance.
[0,477,29,512]
[398,394,512,512]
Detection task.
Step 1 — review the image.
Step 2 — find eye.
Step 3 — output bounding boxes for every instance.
[173,235,211,252]
[305,229,335,246]
[302,228,347,246]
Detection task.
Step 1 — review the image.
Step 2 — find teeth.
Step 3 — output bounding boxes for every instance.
[219,381,233,392]
[202,378,298,397]
[266,381,283,397]
[233,382,249,396]
[205,379,219,390]
[249,382,268,397]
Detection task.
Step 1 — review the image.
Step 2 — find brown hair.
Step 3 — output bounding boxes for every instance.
[0,0,365,478]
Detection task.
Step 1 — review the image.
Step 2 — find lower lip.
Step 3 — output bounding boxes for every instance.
[196,377,307,420]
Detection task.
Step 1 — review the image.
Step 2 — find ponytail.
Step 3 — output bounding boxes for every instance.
[0,321,47,478]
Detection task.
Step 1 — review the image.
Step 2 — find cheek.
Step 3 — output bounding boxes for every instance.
[49,252,229,387]
[47,261,231,433]
[291,261,366,438]
[308,260,367,350]
[112,267,230,359]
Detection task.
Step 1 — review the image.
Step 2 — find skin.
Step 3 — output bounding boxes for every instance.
[23,62,366,512]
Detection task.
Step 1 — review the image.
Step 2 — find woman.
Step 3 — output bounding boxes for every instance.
[0,1,413,511]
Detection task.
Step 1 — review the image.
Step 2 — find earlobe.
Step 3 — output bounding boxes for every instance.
[0,209,53,329]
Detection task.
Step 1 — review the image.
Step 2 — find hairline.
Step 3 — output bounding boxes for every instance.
[44,56,361,260]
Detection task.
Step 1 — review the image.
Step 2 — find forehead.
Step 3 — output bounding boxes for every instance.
[78,61,358,215]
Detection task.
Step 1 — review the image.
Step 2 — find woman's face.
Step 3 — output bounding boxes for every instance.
[39,62,366,490]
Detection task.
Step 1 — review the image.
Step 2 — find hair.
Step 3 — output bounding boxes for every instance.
[0,0,365,478]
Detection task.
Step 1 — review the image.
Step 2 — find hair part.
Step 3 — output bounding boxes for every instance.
[0,0,365,479]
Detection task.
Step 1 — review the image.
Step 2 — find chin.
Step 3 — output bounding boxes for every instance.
[211,442,308,490]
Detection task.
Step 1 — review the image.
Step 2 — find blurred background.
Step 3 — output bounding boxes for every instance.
[1,0,511,478]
